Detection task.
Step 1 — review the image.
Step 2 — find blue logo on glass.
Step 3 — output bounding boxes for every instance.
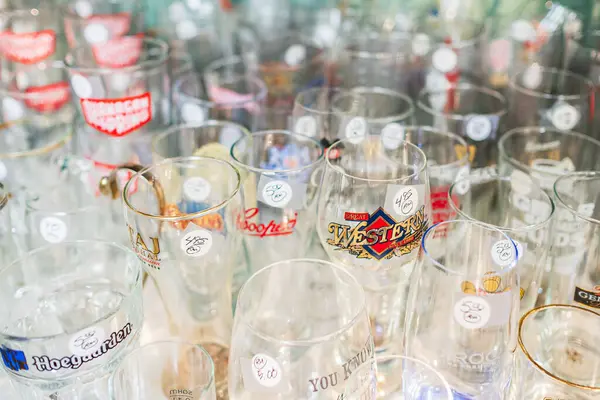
[1,346,28,371]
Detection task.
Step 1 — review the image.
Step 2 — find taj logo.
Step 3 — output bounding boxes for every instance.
[24,82,71,113]
[237,208,297,238]
[92,34,142,68]
[127,225,161,269]
[326,207,427,260]
[80,92,152,137]
[2,29,56,64]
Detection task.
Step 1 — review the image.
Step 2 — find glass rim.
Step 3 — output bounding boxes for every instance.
[342,30,412,59]
[0,61,66,100]
[518,304,600,391]
[113,340,215,392]
[417,83,507,121]
[405,126,470,170]
[236,258,367,346]
[203,54,252,75]
[509,66,594,101]
[294,87,358,117]
[175,74,267,108]
[448,175,556,232]
[326,136,428,184]
[151,120,252,159]
[421,220,519,276]
[337,86,415,123]
[230,130,325,174]
[123,155,241,221]
[554,171,600,225]
[0,240,142,342]
[0,122,72,159]
[497,126,600,178]
[64,37,169,75]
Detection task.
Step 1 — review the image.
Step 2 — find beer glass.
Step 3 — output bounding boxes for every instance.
[0,241,143,399]
[511,305,600,399]
[405,220,520,399]
[110,341,217,400]
[551,171,600,309]
[228,259,373,399]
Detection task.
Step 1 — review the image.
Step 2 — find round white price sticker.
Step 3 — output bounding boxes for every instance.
[453,165,471,195]
[551,103,579,131]
[345,117,367,144]
[83,23,110,44]
[511,20,537,42]
[412,33,430,56]
[220,125,243,148]
[465,115,493,141]
[432,47,457,73]
[0,161,7,181]
[74,0,93,17]
[2,98,24,122]
[393,186,419,218]
[380,123,405,150]
[284,45,306,66]
[69,326,106,357]
[294,116,317,137]
[251,354,282,388]
[70,75,93,98]
[183,177,211,202]
[491,240,516,267]
[454,296,491,329]
[181,102,205,123]
[262,180,293,208]
[522,64,542,89]
[180,229,213,257]
[176,20,199,40]
[40,217,68,244]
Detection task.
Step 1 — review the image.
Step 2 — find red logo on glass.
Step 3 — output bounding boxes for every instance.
[1,29,56,64]
[80,92,152,137]
[24,82,71,113]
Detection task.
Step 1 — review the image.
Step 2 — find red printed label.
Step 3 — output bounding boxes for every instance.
[2,29,56,64]
[80,92,152,137]
[344,212,369,221]
[92,34,142,68]
[208,85,260,114]
[24,82,71,113]
[237,208,297,238]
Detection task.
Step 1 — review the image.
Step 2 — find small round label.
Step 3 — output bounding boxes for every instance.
[180,229,213,257]
[181,102,205,123]
[183,177,211,202]
[70,75,93,98]
[491,240,516,267]
[284,44,306,66]
[380,123,405,150]
[220,125,243,148]
[39,217,68,244]
[454,296,491,329]
[74,0,93,17]
[0,161,7,180]
[83,23,109,44]
[412,33,430,56]
[69,326,106,357]
[551,103,580,131]
[432,47,457,73]
[294,116,317,137]
[393,186,419,217]
[523,64,542,89]
[176,20,198,40]
[251,354,282,388]
[262,180,292,208]
[465,115,493,141]
[511,20,537,42]
[453,165,471,195]
[2,98,24,121]
[345,117,367,144]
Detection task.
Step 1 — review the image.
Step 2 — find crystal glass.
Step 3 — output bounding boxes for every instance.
[405,220,520,399]
[228,259,373,399]
[110,341,217,400]
[0,241,144,399]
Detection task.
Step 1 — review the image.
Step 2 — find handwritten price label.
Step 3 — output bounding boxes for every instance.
[39,217,68,244]
[180,229,213,257]
[454,296,491,329]
[393,186,419,218]
[251,354,282,388]
[491,240,516,267]
[183,177,211,202]
[68,326,106,357]
[261,180,293,208]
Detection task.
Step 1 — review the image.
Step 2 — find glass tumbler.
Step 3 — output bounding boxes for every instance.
[404,220,520,399]
[511,305,600,399]
[0,241,144,399]
[228,259,373,400]
[110,341,216,400]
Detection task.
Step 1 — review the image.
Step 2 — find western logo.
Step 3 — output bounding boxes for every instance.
[127,225,161,269]
[326,206,427,260]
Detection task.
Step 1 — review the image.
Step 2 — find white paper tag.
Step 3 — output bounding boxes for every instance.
[83,23,109,44]
[75,0,93,17]
[261,180,293,208]
[251,354,283,388]
[220,125,243,148]
[2,97,24,121]
[511,20,537,42]
[453,165,471,195]
[69,326,106,357]
[345,117,367,144]
[380,123,405,150]
[491,240,517,267]
[180,229,213,257]
[551,102,580,131]
[523,64,543,89]
[432,47,457,73]
[40,217,68,244]
[294,115,317,137]
[465,115,493,141]
[393,186,419,218]
[454,296,491,329]
[176,20,198,40]
[412,33,430,56]
[181,102,205,123]
[70,75,93,98]
[0,161,7,180]
[284,45,306,66]
[183,177,211,202]
[577,203,595,218]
